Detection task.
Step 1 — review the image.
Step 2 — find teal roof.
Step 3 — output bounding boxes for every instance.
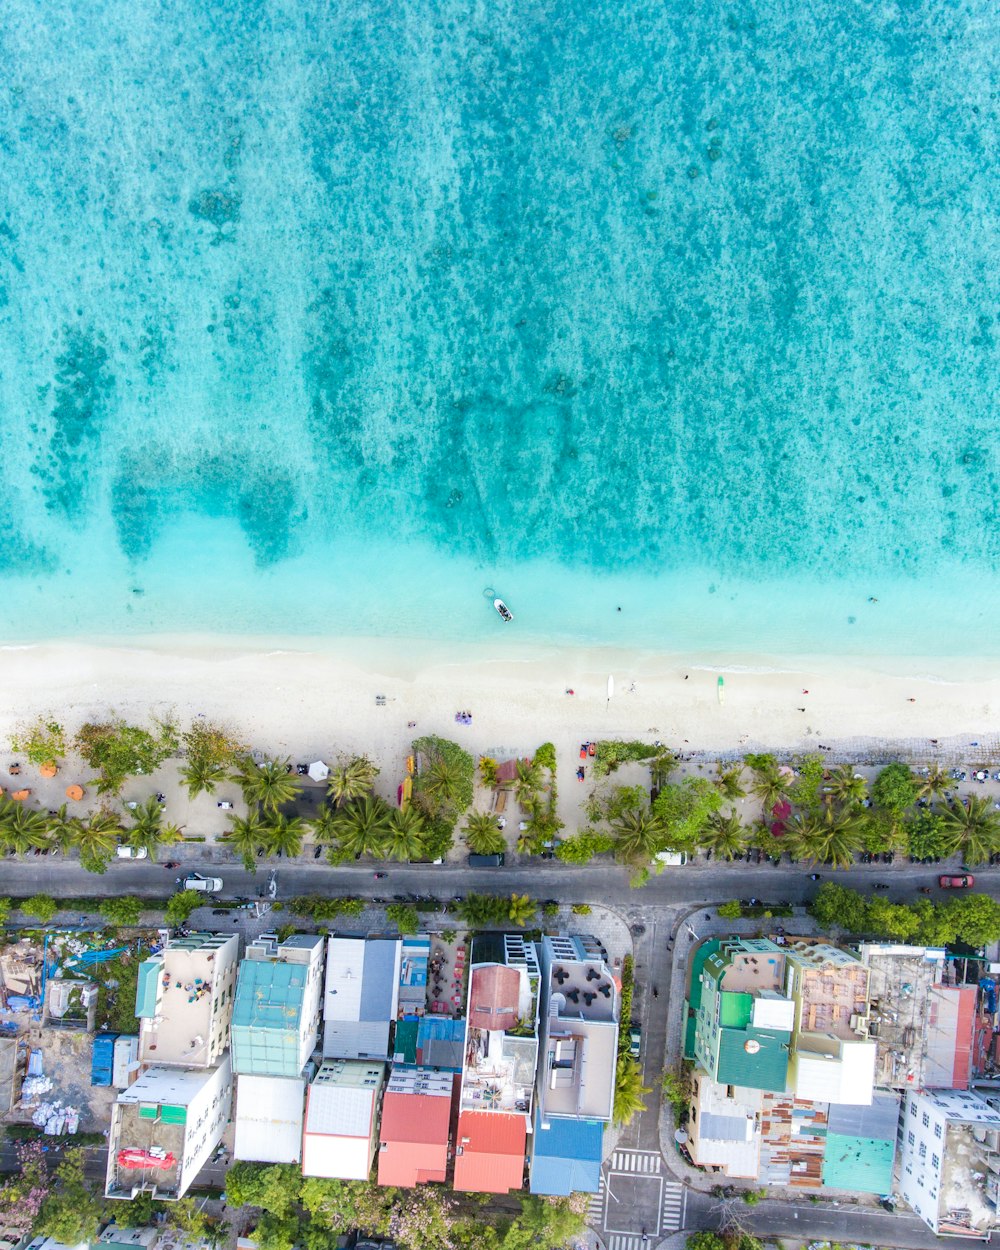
[393,1019,418,1064]
[716,1027,789,1092]
[135,961,161,1018]
[686,940,721,1013]
[822,1133,895,1194]
[231,960,308,1077]
[719,992,754,1029]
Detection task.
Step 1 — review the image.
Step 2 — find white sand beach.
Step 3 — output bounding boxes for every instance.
[1,635,998,776]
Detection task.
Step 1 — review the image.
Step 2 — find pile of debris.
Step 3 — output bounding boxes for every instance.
[31,1099,80,1134]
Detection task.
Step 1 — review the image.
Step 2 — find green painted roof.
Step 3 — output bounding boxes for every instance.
[822,1133,895,1194]
[393,1019,418,1065]
[135,960,161,1018]
[719,991,754,1029]
[683,1002,697,1060]
[716,1027,789,1092]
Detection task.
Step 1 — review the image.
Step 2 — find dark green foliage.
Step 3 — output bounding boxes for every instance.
[386,904,420,934]
[411,736,475,821]
[592,739,661,778]
[165,890,202,927]
[810,881,1000,947]
[99,895,143,926]
[75,718,178,795]
[554,829,615,863]
[872,762,918,813]
[652,778,722,848]
[288,896,364,923]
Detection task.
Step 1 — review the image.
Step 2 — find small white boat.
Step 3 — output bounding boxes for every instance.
[494,598,513,623]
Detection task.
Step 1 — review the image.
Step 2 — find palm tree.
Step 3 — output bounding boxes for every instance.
[327,757,378,808]
[265,814,306,859]
[0,802,49,856]
[917,764,951,800]
[384,806,426,862]
[751,770,790,812]
[224,811,267,871]
[46,804,83,854]
[826,764,868,808]
[940,795,1000,865]
[419,755,466,816]
[786,807,863,868]
[332,796,392,860]
[514,759,542,806]
[75,811,121,872]
[613,1055,651,1127]
[714,764,746,801]
[701,810,746,861]
[507,894,537,926]
[610,809,665,864]
[464,810,506,856]
[231,757,302,814]
[311,806,340,845]
[126,797,168,860]
[650,751,676,790]
[180,757,229,799]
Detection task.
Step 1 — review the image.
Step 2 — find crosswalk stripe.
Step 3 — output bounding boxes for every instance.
[661,1181,685,1231]
[610,1148,663,1174]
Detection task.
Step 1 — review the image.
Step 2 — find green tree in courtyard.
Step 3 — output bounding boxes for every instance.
[611,808,665,864]
[331,795,392,859]
[75,809,121,873]
[507,893,537,926]
[826,764,868,808]
[0,800,50,857]
[35,1150,103,1245]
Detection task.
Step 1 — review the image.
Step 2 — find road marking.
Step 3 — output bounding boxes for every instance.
[661,1181,685,1232]
[586,1176,605,1225]
[611,1149,662,1173]
[607,1237,643,1250]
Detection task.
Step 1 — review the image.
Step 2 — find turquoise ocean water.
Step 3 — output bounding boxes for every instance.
[1,0,998,657]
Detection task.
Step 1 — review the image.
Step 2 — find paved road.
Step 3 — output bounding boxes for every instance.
[1,854,990,907]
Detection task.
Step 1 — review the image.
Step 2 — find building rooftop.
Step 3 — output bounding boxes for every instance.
[461,1030,537,1115]
[136,933,238,1068]
[706,938,786,994]
[821,1094,899,1194]
[397,936,429,1013]
[233,1074,305,1164]
[323,938,401,1059]
[231,960,311,1076]
[468,966,525,1033]
[787,942,871,1042]
[302,1059,385,1181]
[453,1110,527,1194]
[529,1110,603,1195]
[377,1068,453,1187]
[688,1073,762,1179]
[857,943,966,1090]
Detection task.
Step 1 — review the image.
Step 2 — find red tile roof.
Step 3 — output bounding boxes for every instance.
[377,1089,451,1187]
[494,758,531,785]
[468,966,521,1032]
[452,1111,526,1194]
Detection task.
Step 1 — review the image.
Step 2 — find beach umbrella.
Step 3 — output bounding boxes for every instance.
[65,784,85,801]
[307,760,330,782]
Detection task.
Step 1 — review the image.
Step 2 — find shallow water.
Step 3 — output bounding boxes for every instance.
[1,0,998,654]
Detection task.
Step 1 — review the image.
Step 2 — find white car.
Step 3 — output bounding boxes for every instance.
[178,873,223,893]
[116,845,148,860]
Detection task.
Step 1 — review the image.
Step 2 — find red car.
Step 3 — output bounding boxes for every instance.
[939,874,974,889]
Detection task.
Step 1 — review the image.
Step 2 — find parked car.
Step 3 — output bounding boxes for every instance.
[629,1025,642,1059]
[116,845,148,859]
[178,873,224,893]
[939,874,974,889]
[468,853,505,867]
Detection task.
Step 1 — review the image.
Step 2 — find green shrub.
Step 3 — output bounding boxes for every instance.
[386,904,420,934]
[542,902,559,917]
[478,756,499,787]
[99,896,142,926]
[534,742,557,771]
[165,890,202,927]
[411,736,475,820]
[872,762,918,813]
[619,955,634,1052]
[571,902,592,915]
[10,717,67,766]
[717,900,742,919]
[75,719,178,795]
[22,895,58,924]
[592,740,661,778]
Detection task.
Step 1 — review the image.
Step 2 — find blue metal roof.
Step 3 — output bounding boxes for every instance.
[529,1113,604,1195]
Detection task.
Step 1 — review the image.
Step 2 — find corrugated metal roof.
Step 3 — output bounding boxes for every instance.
[135,961,161,1019]
[416,1017,466,1071]
[233,1075,304,1163]
[453,1111,527,1194]
[529,1114,603,1195]
[827,1092,900,1142]
[323,1019,392,1061]
[821,1132,895,1193]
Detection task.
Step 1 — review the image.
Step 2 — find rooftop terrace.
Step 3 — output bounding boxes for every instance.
[461,1029,537,1115]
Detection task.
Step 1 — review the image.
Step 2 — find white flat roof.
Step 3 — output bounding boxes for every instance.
[234,1075,305,1163]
